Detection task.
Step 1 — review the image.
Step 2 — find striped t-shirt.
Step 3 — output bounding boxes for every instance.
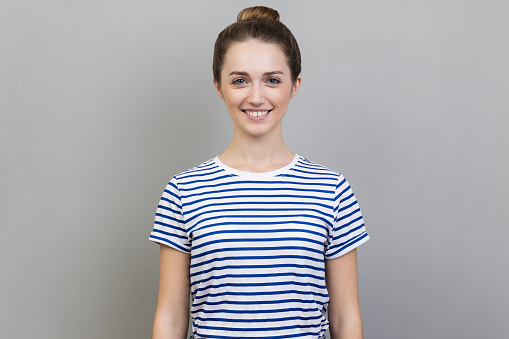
[149,153,369,339]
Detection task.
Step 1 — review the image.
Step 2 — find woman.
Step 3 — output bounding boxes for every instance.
[149,6,369,339]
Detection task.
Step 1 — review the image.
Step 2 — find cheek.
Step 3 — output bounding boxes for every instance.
[274,92,293,106]
[224,92,244,107]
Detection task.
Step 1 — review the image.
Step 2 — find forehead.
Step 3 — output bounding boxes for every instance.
[222,40,289,75]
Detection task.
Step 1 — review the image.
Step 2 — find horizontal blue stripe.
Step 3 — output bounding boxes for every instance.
[193,227,327,242]
[191,245,324,260]
[274,173,338,182]
[194,288,328,300]
[195,313,322,323]
[193,297,324,308]
[178,168,224,180]
[179,174,235,186]
[335,186,351,202]
[163,188,180,202]
[186,200,334,215]
[182,186,334,199]
[192,271,324,288]
[326,232,369,258]
[188,214,332,233]
[192,330,323,339]
[154,220,184,231]
[196,321,321,332]
[152,227,188,240]
[188,219,327,235]
[336,199,358,214]
[185,193,334,207]
[336,207,361,223]
[191,236,324,251]
[159,196,181,209]
[191,306,319,315]
[154,213,184,224]
[149,235,189,253]
[157,204,181,215]
[336,215,363,231]
[191,263,325,278]
[186,206,333,223]
[338,192,355,206]
[178,163,217,177]
[295,163,331,172]
[333,223,365,243]
[190,254,324,269]
[179,175,335,192]
[166,180,178,191]
[288,167,338,178]
[194,280,327,294]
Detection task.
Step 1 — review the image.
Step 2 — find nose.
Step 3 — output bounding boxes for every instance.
[248,82,265,106]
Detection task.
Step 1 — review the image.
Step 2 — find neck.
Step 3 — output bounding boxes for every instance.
[219,124,294,172]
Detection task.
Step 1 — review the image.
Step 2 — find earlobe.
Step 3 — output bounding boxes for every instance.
[213,78,224,100]
[291,76,302,99]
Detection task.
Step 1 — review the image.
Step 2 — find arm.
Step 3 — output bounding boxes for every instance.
[325,248,364,339]
[152,244,191,339]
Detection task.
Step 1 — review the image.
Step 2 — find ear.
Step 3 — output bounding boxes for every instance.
[290,75,302,99]
[213,78,224,100]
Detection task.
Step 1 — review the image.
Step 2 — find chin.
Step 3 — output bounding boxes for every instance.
[243,126,279,138]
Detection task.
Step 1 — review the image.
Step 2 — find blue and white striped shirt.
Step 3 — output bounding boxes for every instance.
[149,153,369,338]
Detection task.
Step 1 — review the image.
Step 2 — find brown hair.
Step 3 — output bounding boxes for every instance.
[213,6,301,84]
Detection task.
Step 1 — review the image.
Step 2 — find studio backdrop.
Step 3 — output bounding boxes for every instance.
[1,1,508,338]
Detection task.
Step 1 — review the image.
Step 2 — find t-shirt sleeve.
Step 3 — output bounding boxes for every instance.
[324,174,370,259]
[148,176,191,253]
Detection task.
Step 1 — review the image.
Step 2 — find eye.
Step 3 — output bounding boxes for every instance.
[267,77,281,84]
[232,78,246,85]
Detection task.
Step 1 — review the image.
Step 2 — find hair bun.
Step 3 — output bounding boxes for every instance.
[237,6,280,22]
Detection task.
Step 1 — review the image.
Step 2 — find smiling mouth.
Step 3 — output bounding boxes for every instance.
[242,109,273,118]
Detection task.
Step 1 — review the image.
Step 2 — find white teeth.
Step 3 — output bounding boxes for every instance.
[245,110,269,117]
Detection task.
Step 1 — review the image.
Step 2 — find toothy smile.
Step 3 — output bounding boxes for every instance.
[242,109,272,117]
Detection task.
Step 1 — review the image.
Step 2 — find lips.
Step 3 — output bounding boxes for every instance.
[242,109,273,118]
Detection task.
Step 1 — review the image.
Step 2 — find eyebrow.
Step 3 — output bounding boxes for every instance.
[228,71,285,76]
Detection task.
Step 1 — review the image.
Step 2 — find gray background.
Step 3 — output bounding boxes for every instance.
[1,0,508,338]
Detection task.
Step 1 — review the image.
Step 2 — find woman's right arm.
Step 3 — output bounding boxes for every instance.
[152,244,191,339]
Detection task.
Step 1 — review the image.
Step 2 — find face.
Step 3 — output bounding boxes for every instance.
[214,40,301,139]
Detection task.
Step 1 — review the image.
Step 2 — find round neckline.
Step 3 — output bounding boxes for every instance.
[214,153,300,179]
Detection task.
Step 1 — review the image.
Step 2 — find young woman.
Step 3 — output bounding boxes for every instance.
[149,6,369,339]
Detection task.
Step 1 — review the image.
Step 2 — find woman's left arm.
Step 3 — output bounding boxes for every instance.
[325,248,364,339]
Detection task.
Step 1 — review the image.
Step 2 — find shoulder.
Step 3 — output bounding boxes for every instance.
[173,157,216,179]
[294,155,355,195]
[295,154,342,179]
[166,157,225,190]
